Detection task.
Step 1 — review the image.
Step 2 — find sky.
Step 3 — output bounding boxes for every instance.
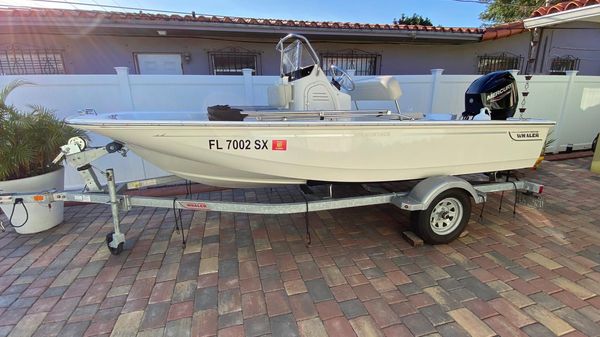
[3,0,489,27]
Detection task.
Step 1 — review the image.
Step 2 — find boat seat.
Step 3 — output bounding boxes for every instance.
[349,76,402,101]
[268,83,292,107]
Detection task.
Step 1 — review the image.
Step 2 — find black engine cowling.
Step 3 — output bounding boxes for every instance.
[463,71,519,120]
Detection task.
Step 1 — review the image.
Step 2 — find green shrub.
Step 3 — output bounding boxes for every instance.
[0,80,87,181]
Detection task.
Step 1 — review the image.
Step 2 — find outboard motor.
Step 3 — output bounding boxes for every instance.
[462,71,519,120]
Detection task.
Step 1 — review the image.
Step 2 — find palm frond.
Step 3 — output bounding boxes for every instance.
[0,80,32,107]
[542,129,556,154]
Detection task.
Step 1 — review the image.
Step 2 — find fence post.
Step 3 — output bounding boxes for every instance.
[242,68,254,106]
[114,67,135,110]
[552,70,578,153]
[429,69,444,114]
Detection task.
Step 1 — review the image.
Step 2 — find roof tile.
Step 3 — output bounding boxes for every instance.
[531,0,600,17]
[14,4,592,41]
[0,7,483,35]
[481,21,525,41]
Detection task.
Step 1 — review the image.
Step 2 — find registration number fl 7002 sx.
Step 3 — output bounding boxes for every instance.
[208,139,287,151]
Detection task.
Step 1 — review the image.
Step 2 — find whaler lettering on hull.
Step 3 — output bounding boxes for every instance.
[509,131,542,141]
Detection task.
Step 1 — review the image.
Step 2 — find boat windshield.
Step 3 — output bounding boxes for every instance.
[281,40,303,75]
[276,34,320,77]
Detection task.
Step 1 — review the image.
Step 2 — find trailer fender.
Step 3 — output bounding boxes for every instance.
[402,176,483,211]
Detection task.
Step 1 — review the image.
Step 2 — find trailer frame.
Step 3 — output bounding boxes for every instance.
[0,139,545,254]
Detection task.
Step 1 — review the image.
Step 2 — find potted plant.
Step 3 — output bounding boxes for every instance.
[0,80,86,234]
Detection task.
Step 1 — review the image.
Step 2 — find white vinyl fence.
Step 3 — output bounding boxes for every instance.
[1,67,599,189]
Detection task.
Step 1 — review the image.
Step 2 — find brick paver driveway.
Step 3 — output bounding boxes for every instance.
[0,157,599,337]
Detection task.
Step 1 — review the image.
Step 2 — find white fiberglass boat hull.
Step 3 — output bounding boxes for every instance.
[68,113,554,188]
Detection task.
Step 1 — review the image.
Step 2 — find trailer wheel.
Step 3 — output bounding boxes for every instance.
[106,231,124,255]
[412,189,471,244]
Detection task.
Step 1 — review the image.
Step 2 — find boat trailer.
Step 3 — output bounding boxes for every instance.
[0,138,545,255]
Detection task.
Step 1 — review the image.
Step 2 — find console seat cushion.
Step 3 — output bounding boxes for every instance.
[349,76,402,101]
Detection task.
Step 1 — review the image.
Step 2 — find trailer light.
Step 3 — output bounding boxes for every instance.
[33,195,45,201]
[538,186,543,194]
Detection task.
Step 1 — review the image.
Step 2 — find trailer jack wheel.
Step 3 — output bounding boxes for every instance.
[411,189,471,244]
[106,231,125,255]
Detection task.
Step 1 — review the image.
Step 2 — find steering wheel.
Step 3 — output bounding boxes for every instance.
[330,65,355,91]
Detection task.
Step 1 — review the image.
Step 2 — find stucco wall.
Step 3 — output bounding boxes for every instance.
[308,33,530,75]
[0,34,282,75]
[0,25,596,75]
[536,21,600,75]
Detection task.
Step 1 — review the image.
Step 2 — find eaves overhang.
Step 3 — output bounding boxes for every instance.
[524,4,600,28]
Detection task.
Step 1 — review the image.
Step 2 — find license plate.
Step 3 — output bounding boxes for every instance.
[516,192,544,209]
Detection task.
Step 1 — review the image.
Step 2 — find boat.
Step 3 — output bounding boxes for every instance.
[66,34,555,188]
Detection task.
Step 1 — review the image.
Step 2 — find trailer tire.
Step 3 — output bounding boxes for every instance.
[412,189,471,244]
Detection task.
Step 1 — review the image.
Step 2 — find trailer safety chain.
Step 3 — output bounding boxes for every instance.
[495,171,521,218]
[172,198,181,234]
[172,198,187,247]
[480,172,520,223]
[511,181,519,217]
[478,200,486,223]
[300,193,312,246]
[8,198,28,229]
[498,170,512,212]
[181,180,193,246]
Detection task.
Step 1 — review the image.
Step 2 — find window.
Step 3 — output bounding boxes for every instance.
[477,53,523,74]
[550,56,580,74]
[321,50,380,76]
[135,53,183,74]
[208,47,261,75]
[0,47,65,75]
